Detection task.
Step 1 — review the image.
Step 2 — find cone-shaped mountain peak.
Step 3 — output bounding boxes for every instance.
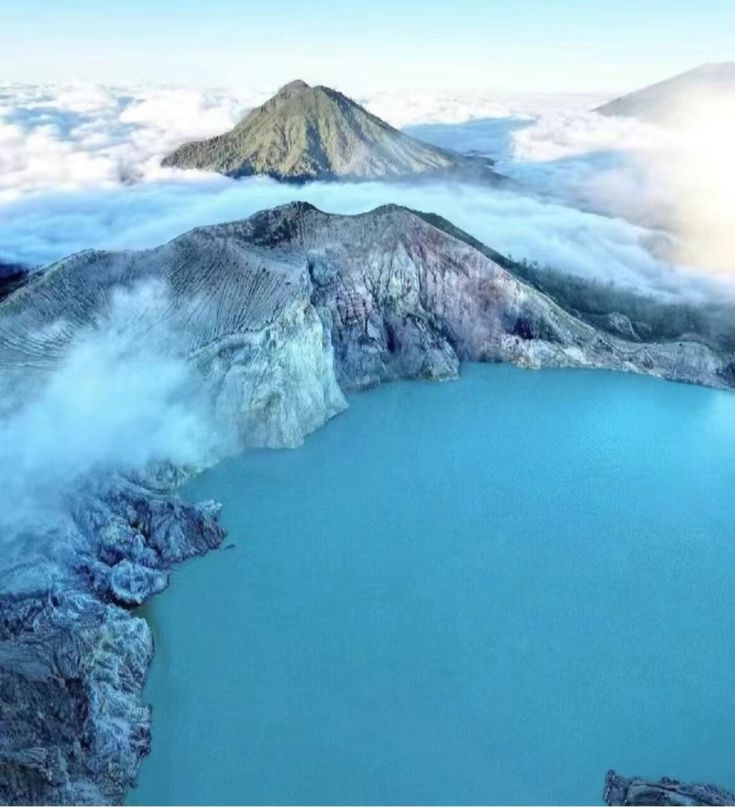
[162,80,502,184]
[274,79,311,98]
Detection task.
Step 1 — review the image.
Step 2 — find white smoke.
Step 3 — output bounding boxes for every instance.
[0,281,219,534]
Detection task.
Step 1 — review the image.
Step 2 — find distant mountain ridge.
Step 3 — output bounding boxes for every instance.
[162,80,503,183]
[596,63,735,121]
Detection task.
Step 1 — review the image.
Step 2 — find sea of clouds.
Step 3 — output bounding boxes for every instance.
[1,81,731,299]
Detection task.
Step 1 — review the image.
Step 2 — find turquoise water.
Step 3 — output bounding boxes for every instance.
[130,365,735,805]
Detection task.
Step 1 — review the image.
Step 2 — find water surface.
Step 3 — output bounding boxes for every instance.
[131,365,735,805]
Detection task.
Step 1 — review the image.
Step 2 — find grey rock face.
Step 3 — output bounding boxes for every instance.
[2,202,734,804]
[595,63,735,122]
[184,202,733,394]
[605,770,735,806]
[162,80,502,183]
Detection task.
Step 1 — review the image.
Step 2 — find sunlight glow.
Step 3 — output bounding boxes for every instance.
[665,92,735,273]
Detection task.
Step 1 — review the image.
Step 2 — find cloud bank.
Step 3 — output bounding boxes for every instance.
[0,82,255,198]
[501,105,735,276]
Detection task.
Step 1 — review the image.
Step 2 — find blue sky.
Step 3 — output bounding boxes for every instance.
[1,0,734,92]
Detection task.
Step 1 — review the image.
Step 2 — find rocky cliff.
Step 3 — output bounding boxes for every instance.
[1,202,734,804]
[3,202,730,427]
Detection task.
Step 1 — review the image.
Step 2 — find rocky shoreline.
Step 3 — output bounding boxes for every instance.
[604,770,735,806]
[0,468,224,804]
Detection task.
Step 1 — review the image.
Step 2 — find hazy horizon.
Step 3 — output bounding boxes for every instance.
[2,0,734,93]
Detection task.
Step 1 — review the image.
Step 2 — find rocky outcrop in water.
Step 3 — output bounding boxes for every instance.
[604,770,735,806]
[2,202,734,804]
[162,80,502,183]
